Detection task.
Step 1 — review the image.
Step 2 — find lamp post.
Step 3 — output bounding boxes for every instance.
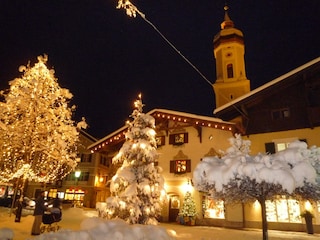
[73,170,81,207]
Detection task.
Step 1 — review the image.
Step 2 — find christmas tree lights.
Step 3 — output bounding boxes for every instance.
[103,95,166,225]
[0,55,86,184]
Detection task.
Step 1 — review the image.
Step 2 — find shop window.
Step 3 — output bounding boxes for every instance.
[0,186,5,198]
[202,196,225,219]
[170,160,191,174]
[48,188,57,198]
[169,133,188,145]
[156,136,165,147]
[266,197,301,223]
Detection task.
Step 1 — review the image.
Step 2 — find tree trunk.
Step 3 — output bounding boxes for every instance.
[14,177,27,223]
[259,198,268,240]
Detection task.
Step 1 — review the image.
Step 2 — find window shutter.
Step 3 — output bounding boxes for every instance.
[265,142,276,154]
[186,160,191,172]
[184,133,189,143]
[170,160,175,173]
[169,135,175,144]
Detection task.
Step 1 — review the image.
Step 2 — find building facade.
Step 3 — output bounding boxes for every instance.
[89,109,237,222]
[25,130,108,208]
[211,6,320,234]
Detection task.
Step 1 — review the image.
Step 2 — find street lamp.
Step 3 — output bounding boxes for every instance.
[74,170,81,185]
[73,170,81,207]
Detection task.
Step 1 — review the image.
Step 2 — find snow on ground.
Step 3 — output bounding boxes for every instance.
[1,206,320,240]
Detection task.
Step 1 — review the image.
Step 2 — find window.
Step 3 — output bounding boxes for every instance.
[227,63,233,78]
[266,198,301,223]
[169,133,188,145]
[156,136,165,147]
[170,160,191,174]
[203,196,225,219]
[66,171,89,181]
[265,138,307,153]
[80,153,92,163]
[271,108,290,120]
[100,156,111,167]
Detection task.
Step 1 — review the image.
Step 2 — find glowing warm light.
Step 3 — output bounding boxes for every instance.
[180,179,193,193]
[119,200,126,209]
[253,200,260,209]
[305,200,312,211]
[140,143,146,149]
[0,55,85,184]
[75,170,81,178]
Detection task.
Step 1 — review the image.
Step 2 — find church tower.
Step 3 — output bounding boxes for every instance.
[212,6,250,109]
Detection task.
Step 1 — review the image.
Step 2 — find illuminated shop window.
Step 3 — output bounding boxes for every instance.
[48,188,57,198]
[266,198,301,223]
[0,186,5,198]
[203,196,225,219]
[65,188,85,201]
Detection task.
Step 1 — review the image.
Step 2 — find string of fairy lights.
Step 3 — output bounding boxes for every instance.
[91,111,235,153]
[0,55,84,183]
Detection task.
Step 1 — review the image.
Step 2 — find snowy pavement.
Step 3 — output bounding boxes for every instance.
[1,206,319,240]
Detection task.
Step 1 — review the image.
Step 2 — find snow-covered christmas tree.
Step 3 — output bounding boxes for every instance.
[103,94,166,225]
[0,55,86,185]
[179,191,197,219]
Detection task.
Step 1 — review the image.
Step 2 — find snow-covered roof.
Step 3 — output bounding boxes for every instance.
[213,56,320,115]
[88,108,235,150]
[149,108,233,124]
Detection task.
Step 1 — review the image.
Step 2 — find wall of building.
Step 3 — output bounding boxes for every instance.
[242,127,320,155]
[156,124,234,222]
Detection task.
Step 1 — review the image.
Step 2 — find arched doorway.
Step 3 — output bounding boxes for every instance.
[168,194,180,222]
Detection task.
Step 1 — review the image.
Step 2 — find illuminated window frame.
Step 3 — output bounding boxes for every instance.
[170,159,191,174]
[156,136,165,147]
[266,198,301,223]
[203,196,225,219]
[169,133,188,145]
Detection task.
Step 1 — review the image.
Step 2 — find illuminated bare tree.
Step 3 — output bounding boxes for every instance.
[0,55,86,209]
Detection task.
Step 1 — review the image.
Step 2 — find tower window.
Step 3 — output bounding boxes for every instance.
[227,64,233,78]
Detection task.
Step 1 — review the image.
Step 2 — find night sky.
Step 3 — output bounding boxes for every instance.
[0,1,319,138]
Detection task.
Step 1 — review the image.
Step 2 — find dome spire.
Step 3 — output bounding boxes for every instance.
[221,4,234,29]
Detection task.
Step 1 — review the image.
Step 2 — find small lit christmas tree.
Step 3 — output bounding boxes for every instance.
[104,94,166,225]
[179,191,197,220]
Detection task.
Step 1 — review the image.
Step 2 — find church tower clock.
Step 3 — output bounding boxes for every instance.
[212,6,250,108]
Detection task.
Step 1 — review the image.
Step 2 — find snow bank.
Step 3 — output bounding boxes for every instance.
[0,228,13,240]
[30,218,175,240]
